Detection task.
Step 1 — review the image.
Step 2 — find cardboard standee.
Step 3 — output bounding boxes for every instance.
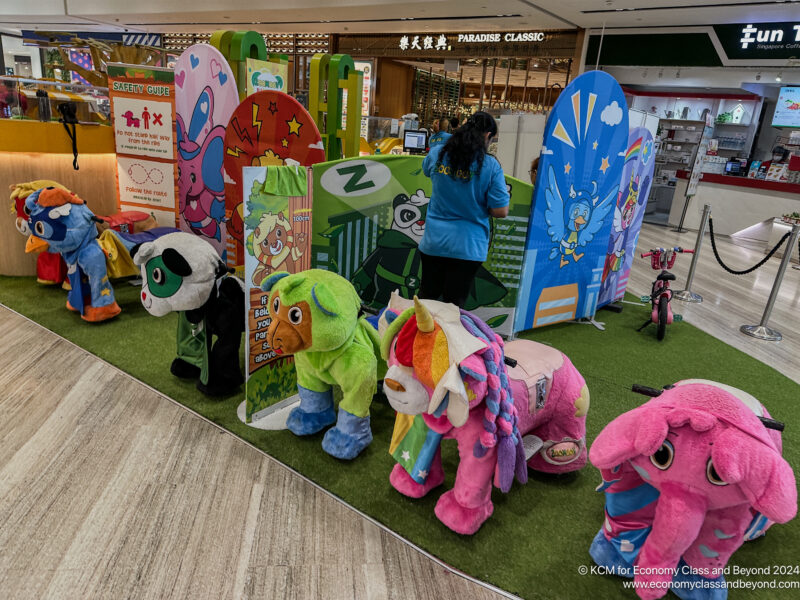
[223,90,325,270]
[309,53,363,161]
[597,127,655,308]
[242,165,313,422]
[174,44,239,258]
[515,70,629,330]
[310,155,533,337]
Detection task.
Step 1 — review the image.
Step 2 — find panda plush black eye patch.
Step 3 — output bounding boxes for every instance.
[161,248,193,276]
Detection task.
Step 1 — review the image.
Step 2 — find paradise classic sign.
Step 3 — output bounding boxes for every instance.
[108,63,178,227]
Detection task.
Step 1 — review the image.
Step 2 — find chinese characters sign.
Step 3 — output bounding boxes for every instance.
[108,63,178,226]
[398,31,546,51]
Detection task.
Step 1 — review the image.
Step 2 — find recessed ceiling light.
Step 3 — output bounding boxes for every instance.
[776,73,782,82]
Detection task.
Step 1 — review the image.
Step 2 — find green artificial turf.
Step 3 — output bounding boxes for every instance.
[1,275,799,600]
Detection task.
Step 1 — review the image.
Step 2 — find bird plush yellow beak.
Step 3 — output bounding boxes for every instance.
[25,235,50,254]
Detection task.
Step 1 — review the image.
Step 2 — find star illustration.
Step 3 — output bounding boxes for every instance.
[281,138,289,148]
[417,469,428,479]
[592,140,598,150]
[268,101,278,115]
[564,162,572,174]
[642,142,650,159]
[286,115,302,136]
[599,156,610,174]
[401,450,411,462]
[100,288,111,296]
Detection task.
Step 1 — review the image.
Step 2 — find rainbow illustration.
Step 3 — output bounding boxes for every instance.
[624,137,643,162]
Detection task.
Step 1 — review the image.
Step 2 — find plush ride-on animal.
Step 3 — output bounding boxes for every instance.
[262,269,384,460]
[24,187,121,322]
[589,380,797,600]
[379,294,590,534]
[132,232,246,396]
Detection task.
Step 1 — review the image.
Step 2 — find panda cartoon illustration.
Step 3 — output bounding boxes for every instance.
[351,190,428,307]
[132,232,245,396]
[350,189,507,310]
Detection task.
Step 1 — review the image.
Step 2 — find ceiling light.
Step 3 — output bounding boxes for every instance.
[776,73,782,82]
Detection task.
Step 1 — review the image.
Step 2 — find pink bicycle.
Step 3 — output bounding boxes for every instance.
[637,247,694,340]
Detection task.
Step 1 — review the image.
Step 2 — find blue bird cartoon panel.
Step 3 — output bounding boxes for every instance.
[597,127,655,308]
[514,70,629,330]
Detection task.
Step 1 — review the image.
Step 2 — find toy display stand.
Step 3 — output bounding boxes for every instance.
[237,396,298,430]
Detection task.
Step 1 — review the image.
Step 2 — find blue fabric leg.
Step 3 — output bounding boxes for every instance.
[286,385,336,436]
[589,529,634,578]
[671,560,727,600]
[78,241,114,308]
[321,408,373,460]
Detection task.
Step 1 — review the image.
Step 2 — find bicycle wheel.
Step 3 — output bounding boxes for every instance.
[657,296,668,341]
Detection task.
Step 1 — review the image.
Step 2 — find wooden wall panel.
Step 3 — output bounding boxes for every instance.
[1,152,118,276]
[375,59,414,118]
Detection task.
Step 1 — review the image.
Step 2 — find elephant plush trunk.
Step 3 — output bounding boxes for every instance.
[634,481,708,600]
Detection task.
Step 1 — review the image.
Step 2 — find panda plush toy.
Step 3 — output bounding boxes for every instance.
[132,232,245,397]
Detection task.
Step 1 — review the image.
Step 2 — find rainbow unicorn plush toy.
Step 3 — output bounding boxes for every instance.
[378,293,590,534]
[589,380,797,600]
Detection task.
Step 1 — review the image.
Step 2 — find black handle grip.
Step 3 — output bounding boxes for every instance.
[504,356,518,368]
[759,417,785,432]
[632,384,663,398]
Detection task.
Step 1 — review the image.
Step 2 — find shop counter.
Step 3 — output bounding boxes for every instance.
[0,120,118,276]
[668,170,800,236]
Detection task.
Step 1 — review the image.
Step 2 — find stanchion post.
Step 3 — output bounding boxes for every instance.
[672,193,691,233]
[740,223,800,342]
[675,203,711,303]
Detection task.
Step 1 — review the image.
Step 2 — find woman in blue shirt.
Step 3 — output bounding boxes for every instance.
[419,112,509,307]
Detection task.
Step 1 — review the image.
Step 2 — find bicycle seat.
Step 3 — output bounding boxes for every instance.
[657,272,676,282]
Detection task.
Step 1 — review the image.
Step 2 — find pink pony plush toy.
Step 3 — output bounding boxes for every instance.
[378,294,590,534]
[589,380,797,600]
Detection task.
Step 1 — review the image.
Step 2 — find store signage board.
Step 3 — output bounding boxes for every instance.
[773,87,800,128]
[107,63,178,227]
[714,22,800,60]
[398,31,545,52]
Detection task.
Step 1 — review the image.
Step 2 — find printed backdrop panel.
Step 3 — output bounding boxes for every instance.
[243,166,313,422]
[175,44,239,258]
[311,155,533,337]
[597,127,655,308]
[223,91,325,271]
[515,70,629,330]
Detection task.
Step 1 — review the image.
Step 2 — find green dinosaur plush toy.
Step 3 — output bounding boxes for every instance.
[261,269,385,460]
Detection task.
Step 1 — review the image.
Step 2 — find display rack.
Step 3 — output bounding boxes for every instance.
[411,69,461,125]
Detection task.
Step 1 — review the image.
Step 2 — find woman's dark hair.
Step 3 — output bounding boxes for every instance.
[438,111,497,179]
[449,116,460,130]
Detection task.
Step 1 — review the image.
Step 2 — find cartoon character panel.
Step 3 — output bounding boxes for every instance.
[175,44,239,257]
[310,155,534,337]
[515,70,629,330]
[597,127,655,308]
[224,90,325,271]
[243,165,313,421]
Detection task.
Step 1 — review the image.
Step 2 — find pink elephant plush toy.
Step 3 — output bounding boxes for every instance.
[589,379,797,600]
[378,294,590,534]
